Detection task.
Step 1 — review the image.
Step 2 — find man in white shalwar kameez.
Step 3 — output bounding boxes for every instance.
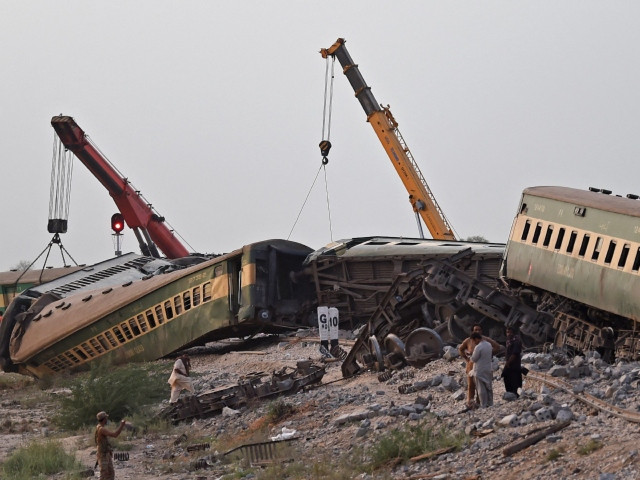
[469,332,493,408]
[168,354,195,403]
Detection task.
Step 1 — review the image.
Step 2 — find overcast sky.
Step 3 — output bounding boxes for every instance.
[2,2,640,270]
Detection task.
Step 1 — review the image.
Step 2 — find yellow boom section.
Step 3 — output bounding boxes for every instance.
[321,38,456,241]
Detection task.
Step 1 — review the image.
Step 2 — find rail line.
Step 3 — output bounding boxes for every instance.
[527,371,640,423]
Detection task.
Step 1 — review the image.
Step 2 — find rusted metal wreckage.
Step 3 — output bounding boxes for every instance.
[339,246,550,378]
[159,360,325,423]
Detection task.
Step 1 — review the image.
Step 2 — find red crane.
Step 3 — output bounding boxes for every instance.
[51,115,190,259]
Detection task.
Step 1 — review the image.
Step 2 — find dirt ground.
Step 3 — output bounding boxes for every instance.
[1,334,640,479]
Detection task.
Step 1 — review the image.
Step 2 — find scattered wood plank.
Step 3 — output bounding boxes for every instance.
[410,445,456,463]
[232,351,267,355]
[406,470,457,479]
[502,420,571,457]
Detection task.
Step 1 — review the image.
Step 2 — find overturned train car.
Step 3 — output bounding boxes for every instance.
[0,240,314,378]
[299,236,511,342]
[501,186,640,360]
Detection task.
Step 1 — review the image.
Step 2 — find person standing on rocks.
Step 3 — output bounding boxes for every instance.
[459,324,501,408]
[95,411,126,480]
[469,332,494,408]
[168,354,195,403]
[501,326,523,397]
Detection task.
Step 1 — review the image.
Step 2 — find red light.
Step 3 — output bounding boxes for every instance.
[111,213,125,233]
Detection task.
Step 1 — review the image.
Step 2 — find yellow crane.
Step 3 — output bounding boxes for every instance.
[321,38,456,241]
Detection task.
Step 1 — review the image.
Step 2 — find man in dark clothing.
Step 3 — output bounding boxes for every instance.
[502,326,524,396]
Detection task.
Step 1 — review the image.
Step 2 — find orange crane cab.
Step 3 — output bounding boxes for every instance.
[321,38,456,241]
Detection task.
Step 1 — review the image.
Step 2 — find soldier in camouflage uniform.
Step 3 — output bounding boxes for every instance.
[95,411,126,480]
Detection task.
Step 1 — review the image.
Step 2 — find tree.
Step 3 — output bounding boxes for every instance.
[464,235,489,243]
[11,260,32,271]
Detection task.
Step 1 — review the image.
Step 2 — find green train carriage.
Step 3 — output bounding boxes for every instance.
[503,186,640,358]
[0,240,314,378]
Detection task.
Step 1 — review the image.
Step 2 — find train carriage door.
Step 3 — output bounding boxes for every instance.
[267,246,314,322]
[228,257,242,323]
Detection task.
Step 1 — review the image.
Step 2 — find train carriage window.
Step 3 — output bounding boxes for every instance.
[154,306,164,325]
[566,231,578,254]
[141,309,153,328]
[520,220,531,241]
[112,326,125,343]
[619,244,630,268]
[96,334,111,351]
[164,301,174,320]
[578,234,590,257]
[591,237,603,261]
[120,323,134,340]
[65,351,81,364]
[81,343,96,357]
[633,248,640,272]
[136,313,149,332]
[72,347,88,360]
[89,338,104,354]
[203,282,212,302]
[104,331,118,347]
[173,296,183,315]
[604,241,617,265]
[192,286,201,307]
[554,228,566,250]
[129,317,141,336]
[532,222,542,244]
[183,291,192,310]
[543,225,553,247]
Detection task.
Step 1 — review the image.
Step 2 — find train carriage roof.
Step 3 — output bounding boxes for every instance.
[304,236,505,263]
[524,186,640,217]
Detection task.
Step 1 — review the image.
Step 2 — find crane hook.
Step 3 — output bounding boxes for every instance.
[319,140,331,165]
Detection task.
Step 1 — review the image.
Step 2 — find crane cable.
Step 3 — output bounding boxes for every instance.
[49,136,74,225]
[288,56,336,241]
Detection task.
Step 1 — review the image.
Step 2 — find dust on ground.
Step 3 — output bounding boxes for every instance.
[1,332,639,480]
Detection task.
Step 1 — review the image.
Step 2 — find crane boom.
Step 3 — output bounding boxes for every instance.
[321,38,456,241]
[50,115,190,259]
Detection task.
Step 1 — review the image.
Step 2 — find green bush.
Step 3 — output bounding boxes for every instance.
[54,361,168,430]
[266,400,296,424]
[1,439,83,480]
[370,421,467,469]
[0,373,34,390]
[577,438,603,456]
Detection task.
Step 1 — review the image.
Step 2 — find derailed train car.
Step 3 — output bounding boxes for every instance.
[0,240,314,378]
[412,186,640,361]
[299,236,508,341]
[500,186,640,360]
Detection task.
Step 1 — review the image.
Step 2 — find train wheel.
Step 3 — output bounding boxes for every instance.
[404,327,444,367]
[434,302,457,324]
[368,336,384,371]
[422,281,457,305]
[447,307,482,343]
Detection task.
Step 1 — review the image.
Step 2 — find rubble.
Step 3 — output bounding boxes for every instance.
[1,334,640,479]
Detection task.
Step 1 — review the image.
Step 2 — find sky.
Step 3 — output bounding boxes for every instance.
[2,2,640,270]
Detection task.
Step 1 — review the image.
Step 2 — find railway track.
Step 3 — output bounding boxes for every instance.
[527,371,640,424]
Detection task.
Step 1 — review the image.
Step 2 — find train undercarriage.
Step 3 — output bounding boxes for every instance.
[335,251,640,377]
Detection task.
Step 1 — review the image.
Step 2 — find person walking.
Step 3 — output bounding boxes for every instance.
[459,324,501,408]
[502,326,524,397]
[469,332,494,408]
[95,411,126,480]
[168,354,195,403]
